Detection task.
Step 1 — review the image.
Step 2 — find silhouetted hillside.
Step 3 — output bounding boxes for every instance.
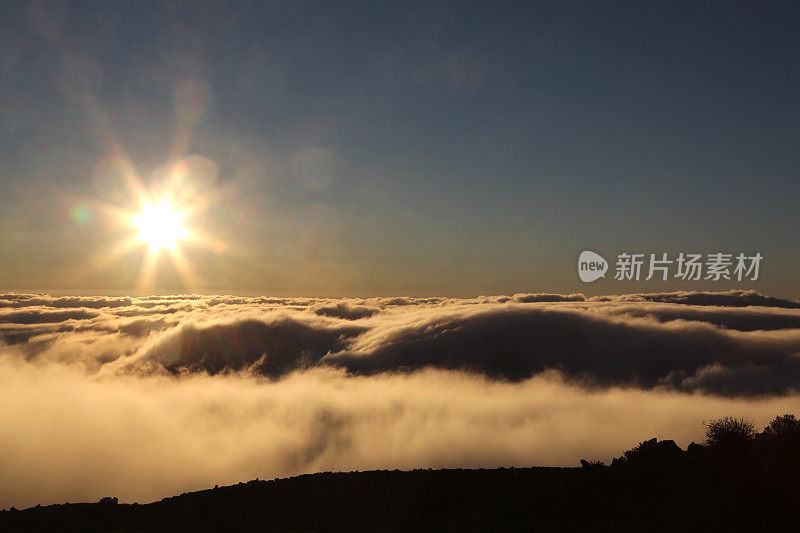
[3,414,799,532]
[1,464,797,532]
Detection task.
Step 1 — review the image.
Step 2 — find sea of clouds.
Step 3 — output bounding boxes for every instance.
[1,289,800,508]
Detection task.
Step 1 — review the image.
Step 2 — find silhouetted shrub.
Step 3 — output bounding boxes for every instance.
[703,416,755,451]
[617,438,684,468]
[757,414,800,460]
[622,438,659,463]
[762,414,800,440]
[579,459,605,469]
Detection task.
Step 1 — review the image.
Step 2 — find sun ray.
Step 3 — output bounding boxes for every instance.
[136,248,160,292]
[184,229,227,254]
[165,246,199,288]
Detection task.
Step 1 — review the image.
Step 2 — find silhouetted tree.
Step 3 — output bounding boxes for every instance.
[703,416,755,451]
[757,414,800,462]
[762,414,800,440]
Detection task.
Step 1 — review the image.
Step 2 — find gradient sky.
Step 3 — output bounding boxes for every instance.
[1,0,798,297]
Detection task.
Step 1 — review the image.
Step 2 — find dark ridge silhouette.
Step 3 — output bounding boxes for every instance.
[610,289,800,309]
[513,293,586,302]
[3,414,799,532]
[0,295,134,309]
[0,309,99,324]
[312,302,379,320]
[603,304,800,331]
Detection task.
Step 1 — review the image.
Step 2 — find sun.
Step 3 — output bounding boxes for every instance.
[132,199,190,252]
[81,156,227,292]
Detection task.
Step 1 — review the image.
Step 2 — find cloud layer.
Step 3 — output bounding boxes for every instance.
[5,289,800,395]
[1,290,800,508]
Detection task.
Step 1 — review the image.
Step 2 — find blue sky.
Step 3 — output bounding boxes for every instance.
[1,0,798,296]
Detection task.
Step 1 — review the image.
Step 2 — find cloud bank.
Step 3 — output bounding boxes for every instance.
[6,289,800,395]
[1,290,800,508]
